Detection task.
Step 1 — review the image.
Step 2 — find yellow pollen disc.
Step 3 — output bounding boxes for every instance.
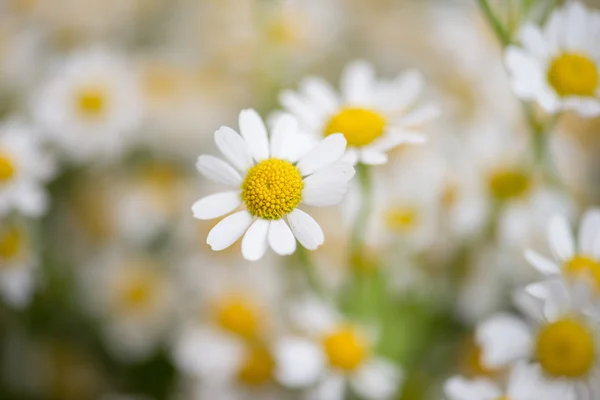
[117,268,161,314]
[214,296,261,338]
[384,206,419,233]
[548,52,599,97]
[75,87,107,118]
[241,158,303,220]
[0,227,24,260]
[488,169,530,200]
[324,108,386,147]
[322,326,369,371]
[536,318,595,378]
[237,345,275,386]
[563,255,600,291]
[0,152,16,183]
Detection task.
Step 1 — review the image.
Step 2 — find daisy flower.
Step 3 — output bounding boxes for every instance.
[274,298,402,400]
[0,121,56,217]
[279,60,436,165]
[505,1,600,117]
[191,109,354,261]
[445,361,566,400]
[476,280,600,399]
[0,220,37,308]
[525,209,600,293]
[32,48,143,163]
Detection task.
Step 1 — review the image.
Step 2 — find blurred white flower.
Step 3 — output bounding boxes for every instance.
[192,109,354,261]
[0,121,56,217]
[525,209,600,295]
[0,221,36,308]
[79,251,175,362]
[476,280,600,399]
[505,1,600,117]
[274,298,402,400]
[32,48,143,163]
[279,60,435,165]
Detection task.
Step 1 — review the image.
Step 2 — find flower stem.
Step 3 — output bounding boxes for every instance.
[296,245,325,296]
[350,163,372,266]
[477,0,511,46]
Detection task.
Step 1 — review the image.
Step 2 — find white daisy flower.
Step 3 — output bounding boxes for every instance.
[445,361,567,400]
[274,298,403,400]
[279,60,436,165]
[0,221,37,308]
[505,1,600,117]
[0,121,56,217]
[476,280,600,399]
[525,209,600,294]
[191,109,355,261]
[32,48,143,163]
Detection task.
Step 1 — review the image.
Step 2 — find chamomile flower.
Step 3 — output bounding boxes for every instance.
[505,1,600,117]
[476,281,600,399]
[274,298,402,400]
[0,121,56,217]
[525,209,600,293]
[445,362,566,400]
[0,221,37,308]
[192,109,354,261]
[32,48,143,163]
[279,60,436,165]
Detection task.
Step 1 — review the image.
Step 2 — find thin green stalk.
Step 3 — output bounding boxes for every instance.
[477,0,511,46]
[296,246,325,297]
[350,163,372,265]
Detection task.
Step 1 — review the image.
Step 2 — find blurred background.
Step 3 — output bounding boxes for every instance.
[1,0,600,399]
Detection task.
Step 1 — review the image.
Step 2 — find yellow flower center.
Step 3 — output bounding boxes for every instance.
[0,152,16,183]
[547,52,599,97]
[322,326,369,371]
[214,296,262,339]
[0,227,24,261]
[237,345,275,386]
[384,206,419,233]
[241,158,303,220]
[536,318,596,378]
[563,255,600,290]
[116,267,161,314]
[488,169,530,200]
[75,87,107,118]
[324,108,386,147]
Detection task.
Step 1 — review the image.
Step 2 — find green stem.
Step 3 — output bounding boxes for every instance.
[350,163,372,265]
[477,0,511,46]
[296,246,325,296]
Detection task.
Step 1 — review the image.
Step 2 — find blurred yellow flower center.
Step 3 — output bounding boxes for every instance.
[548,53,598,97]
[76,87,107,118]
[322,326,369,371]
[563,255,600,290]
[536,318,595,378]
[385,207,419,232]
[214,297,261,338]
[241,158,303,220]
[488,169,530,200]
[117,268,161,313]
[324,108,386,147]
[0,152,16,183]
[237,345,275,386]
[0,227,23,260]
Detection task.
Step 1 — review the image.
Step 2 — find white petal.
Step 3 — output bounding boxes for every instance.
[350,358,403,400]
[311,373,345,400]
[578,208,600,255]
[548,214,575,261]
[562,97,600,118]
[387,69,424,111]
[13,183,48,217]
[395,104,440,127]
[192,191,241,220]
[274,337,325,388]
[196,155,242,187]
[505,47,544,98]
[475,313,532,369]
[239,109,269,162]
[268,219,296,256]
[214,126,254,171]
[302,163,355,207]
[564,1,588,50]
[519,25,549,60]
[279,90,322,130]
[241,219,270,261]
[300,77,339,114]
[340,148,359,165]
[287,209,325,250]
[444,376,502,400]
[524,250,561,275]
[359,150,388,165]
[297,134,347,176]
[371,131,427,152]
[270,113,299,160]
[206,211,253,251]
[341,60,375,105]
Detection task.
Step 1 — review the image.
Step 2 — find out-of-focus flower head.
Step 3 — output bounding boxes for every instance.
[0,219,36,308]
